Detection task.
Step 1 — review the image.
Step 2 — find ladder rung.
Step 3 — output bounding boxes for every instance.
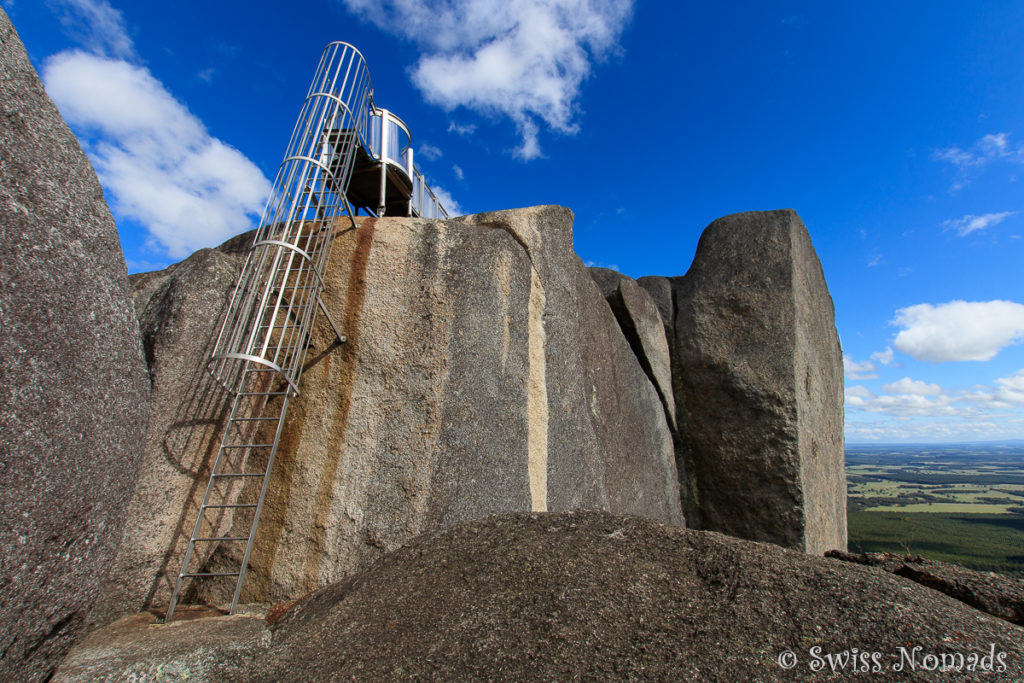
[211,472,265,478]
[180,571,241,578]
[221,444,273,449]
[237,391,288,396]
[193,536,250,542]
[203,503,258,509]
[230,417,281,422]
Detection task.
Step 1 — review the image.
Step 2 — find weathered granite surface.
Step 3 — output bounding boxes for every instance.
[588,267,676,431]
[88,237,250,629]
[95,207,682,622]
[55,607,270,682]
[60,512,1024,681]
[663,210,846,554]
[828,550,1024,626]
[0,10,150,681]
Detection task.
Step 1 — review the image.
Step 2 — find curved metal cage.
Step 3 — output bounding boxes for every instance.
[165,41,454,623]
[208,42,371,396]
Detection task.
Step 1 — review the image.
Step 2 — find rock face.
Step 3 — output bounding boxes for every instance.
[828,550,1024,626]
[642,210,845,554]
[0,11,151,681]
[87,235,252,629]
[94,207,682,623]
[59,512,1024,681]
[588,267,676,431]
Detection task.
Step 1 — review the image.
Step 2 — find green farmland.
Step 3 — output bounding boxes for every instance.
[846,442,1024,577]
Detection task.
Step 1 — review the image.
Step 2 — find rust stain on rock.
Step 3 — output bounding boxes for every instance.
[297,218,376,592]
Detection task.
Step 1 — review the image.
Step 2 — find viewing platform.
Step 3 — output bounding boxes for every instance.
[337,107,448,219]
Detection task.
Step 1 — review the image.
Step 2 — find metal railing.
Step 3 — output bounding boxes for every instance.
[411,165,448,219]
[165,41,367,622]
[208,41,368,395]
[363,107,448,219]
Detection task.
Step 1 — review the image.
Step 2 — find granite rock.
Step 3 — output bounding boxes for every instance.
[96,208,682,620]
[666,210,845,554]
[588,267,676,431]
[0,11,150,680]
[88,239,250,629]
[242,511,1021,681]
[54,607,270,682]
[61,512,1024,681]
[827,550,1024,626]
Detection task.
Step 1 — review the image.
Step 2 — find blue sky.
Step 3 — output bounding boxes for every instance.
[6,0,1024,443]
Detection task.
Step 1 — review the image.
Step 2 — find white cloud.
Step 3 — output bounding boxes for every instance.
[452,164,464,180]
[934,132,1024,190]
[846,380,968,418]
[934,133,1023,167]
[584,260,621,271]
[843,355,877,380]
[942,211,1015,237]
[48,0,136,59]
[447,121,477,137]
[43,51,271,258]
[891,300,1024,362]
[341,0,634,160]
[871,346,894,366]
[844,384,960,417]
[429,183,462,217]
[846,418,1004,443]
[846,370,1024,441]
[881,378,942,396]
[417,142,443,161]
[994,370,1024,405]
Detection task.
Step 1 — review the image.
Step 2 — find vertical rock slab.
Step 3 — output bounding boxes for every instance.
[457,208,682,524]
[0,11,150,680]
[670,210,844,554]
[636,275,674,348]
[587,267,676,431]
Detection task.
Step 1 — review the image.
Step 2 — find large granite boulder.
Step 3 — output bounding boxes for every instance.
[94,207,682,623]
[0,10,150,681]
[645,210,845,554]
[59,511,1024,681]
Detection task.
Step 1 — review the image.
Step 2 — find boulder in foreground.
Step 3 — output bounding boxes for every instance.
[61,511,1024,681]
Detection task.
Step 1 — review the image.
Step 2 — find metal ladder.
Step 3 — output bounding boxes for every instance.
[163,42,372,622]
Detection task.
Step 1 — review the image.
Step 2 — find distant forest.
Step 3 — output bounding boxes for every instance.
[846,442,1024,577]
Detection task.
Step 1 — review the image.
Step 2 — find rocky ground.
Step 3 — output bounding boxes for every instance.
[57,510,1024,681]
[829,549,1024,626]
